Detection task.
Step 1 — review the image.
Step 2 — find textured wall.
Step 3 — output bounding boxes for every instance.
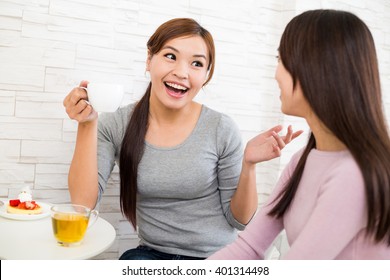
[0,0,389,259]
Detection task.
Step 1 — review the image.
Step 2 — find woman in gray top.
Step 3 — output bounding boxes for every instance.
[63,18,301,259]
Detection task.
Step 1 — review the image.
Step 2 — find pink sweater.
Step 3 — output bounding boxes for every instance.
[209,149,390,259]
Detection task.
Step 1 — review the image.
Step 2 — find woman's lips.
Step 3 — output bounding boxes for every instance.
[164,82,189,98]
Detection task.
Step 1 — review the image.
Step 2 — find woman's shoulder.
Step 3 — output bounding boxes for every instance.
[113,102,136,120]
[97,103,136,146]
[293,148,360,174]
[99,103,135,128]
[199,106,242,152]
[305,149,365,193]
[307,149,359,171]
[201,105,238,130]
[286,147,306,167]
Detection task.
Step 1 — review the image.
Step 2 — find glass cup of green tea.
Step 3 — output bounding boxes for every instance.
[51,204,98,247]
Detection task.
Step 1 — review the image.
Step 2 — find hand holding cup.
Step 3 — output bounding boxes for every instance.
[63,81,124,123]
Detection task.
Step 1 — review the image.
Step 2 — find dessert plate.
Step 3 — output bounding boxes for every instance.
[0,201,51,221]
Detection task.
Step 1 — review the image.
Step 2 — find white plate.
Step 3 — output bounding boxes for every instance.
[0,201,51,221]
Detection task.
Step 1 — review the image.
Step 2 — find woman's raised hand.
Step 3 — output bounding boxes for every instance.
[63,80,98,123]
[244,125,303,164]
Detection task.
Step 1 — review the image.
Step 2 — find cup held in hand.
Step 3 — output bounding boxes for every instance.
[84,83,124,112]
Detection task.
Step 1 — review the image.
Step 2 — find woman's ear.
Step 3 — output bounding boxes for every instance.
[202,69,210,86]
[146,51,152,71]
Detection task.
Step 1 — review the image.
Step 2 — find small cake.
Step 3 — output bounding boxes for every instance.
[7,187,42,215]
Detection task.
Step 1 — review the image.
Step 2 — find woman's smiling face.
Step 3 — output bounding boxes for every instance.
[146,35,209,110]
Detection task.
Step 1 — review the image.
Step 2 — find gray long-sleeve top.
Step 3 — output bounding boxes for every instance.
[97,103,245,257]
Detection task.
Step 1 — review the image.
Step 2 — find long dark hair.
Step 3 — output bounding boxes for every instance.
[269,10,390,245]
[119,18,215,228]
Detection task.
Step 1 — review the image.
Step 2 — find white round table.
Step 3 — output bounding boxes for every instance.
[0,215,116,260]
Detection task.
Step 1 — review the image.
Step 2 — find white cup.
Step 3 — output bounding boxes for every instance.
[83,83,124,112]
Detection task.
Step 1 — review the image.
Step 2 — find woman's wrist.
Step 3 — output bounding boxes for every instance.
[241,159,256,177]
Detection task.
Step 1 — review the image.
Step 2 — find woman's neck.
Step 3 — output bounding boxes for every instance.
[306,115,347,151]
[146,99,202,147]
[148,99,200,126]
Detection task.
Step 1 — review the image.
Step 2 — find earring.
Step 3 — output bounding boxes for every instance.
[144,70,150,80]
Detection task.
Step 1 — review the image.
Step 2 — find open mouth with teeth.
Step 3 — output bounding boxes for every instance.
[164,82,189,95]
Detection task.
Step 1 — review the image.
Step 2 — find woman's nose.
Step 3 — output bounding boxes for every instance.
[173,62,189,79]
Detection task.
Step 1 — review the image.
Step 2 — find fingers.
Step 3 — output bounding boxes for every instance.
[268,125,283,134]
[64,86,88,104]
[67,99,90,120]
[74,102,94,122]
[272,143,282,157]
[281,126,304,143]
[271,125,304,150]
[291,130,304,140]
[283,125,294,144]
[79,80,89,88]
[64,80,89,105]
[283,125,303,144]
[63,81,95,122]
[272,131,286,150]
[261,125,283,138]
[245,125,303,164]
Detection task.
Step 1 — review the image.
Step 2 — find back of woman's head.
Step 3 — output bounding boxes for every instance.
[279,9,384,138]
[272,9,390,245]
[147,18,215,85]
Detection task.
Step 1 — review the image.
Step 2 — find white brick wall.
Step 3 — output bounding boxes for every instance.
[0,0,389,259]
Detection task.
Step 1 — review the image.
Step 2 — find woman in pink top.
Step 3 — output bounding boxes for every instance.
[209,9,390,260]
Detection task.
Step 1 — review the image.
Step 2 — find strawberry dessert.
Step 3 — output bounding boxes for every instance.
[7,187,42,215]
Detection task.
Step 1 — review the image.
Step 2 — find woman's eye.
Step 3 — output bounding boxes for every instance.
[276,55,281,62]
[192,61,203,67]
[165,53,176,60]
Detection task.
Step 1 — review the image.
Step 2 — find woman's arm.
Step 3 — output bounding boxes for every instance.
[68,120,99,209]
[230,125,303,224]
[283,163,366,259]
[209,151,301,260]
[63,81,99,209]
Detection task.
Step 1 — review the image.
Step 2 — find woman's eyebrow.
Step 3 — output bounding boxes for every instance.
[162,45,179,52]
[193,54,207,60]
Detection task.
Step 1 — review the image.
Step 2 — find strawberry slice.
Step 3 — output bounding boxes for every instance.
[9,199,20,207]
[25,201,37,210]
[18,202,26,209]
